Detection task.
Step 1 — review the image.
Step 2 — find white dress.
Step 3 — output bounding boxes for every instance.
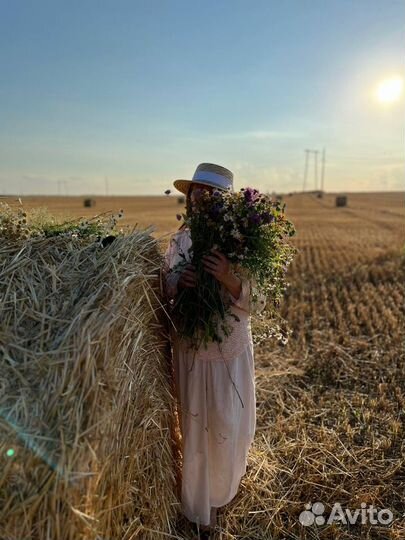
[163,228,265,527]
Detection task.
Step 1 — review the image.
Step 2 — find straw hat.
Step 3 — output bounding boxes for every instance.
[173,162,234,195]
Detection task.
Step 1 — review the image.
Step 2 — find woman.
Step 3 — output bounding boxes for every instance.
[163,163,265,539]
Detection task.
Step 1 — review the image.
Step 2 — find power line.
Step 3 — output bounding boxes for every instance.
[302,149,323,191]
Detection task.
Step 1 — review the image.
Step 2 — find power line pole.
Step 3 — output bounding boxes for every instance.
[303,148,326,192]
[314,150,319,190]
[303,149,310,191]
[320,147,326,191]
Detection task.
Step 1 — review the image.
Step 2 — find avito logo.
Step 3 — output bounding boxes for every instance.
[299,501,393,526]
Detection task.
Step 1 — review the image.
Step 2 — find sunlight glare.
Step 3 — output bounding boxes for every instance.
[376,76,403,103]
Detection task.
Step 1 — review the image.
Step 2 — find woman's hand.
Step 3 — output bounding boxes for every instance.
[177,263,197,289]
[202,249,242,299]
[202,249,231,282]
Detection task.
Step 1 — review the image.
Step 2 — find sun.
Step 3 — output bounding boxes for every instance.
[376,76,403,104]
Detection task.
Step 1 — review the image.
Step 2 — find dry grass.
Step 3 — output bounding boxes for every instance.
[1,191,404,539]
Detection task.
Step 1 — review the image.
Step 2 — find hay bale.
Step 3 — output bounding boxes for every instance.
[177,196,185,205]
[336,195,347,207]
[83,198,95,207]
[0,230,180,539]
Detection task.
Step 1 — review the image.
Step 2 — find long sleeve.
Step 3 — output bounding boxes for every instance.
[228,266,266,315]
[162,229,192,303]
[162,235,181,302]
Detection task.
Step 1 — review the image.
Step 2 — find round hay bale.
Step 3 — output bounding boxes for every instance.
[177,196,185,205]
[83,198,95,207]
[335,195,347,207]
[0,230,180,539]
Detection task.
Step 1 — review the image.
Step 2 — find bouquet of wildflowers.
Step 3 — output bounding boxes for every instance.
[170,187,297,349]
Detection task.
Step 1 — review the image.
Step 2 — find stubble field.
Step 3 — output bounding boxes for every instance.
[7,191,405,539]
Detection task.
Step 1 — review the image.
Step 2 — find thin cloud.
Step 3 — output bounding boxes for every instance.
[221,130,304,140]
[171,129,304,143]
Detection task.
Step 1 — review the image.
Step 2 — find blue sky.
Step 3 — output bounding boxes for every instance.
[0,0,404,195]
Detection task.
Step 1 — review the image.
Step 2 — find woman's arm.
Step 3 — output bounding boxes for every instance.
[162,266,177,302]
[162,232,197,301]
[219,271,242,299]
[202,250,267,314]
[202,249,242,299]
[162,235,182,301]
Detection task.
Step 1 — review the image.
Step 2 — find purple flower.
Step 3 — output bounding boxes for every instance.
[262,212,274,224]
[244,187,260,204]
[209,201,224,218]
[249,213,262,225]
